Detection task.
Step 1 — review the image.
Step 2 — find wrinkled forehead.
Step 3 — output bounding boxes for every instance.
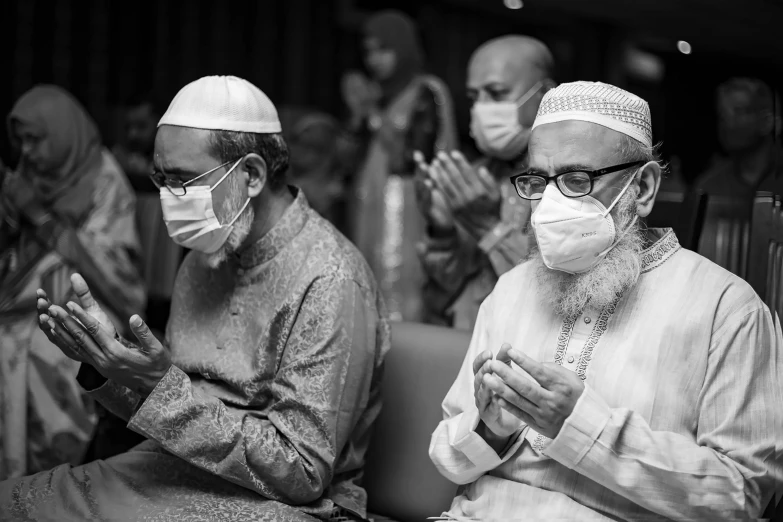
[528,120,624,171]
[153,125,214,170]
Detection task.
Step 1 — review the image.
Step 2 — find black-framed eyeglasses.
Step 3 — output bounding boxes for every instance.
[509,160,645,200]
[149,159,237,196]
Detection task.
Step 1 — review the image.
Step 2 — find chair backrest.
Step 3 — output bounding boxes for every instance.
[364,322,472,521]
[645,190,708,251]
[748,192,776,305]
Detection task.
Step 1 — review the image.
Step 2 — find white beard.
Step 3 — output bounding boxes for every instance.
[528,188,646,319]
[205,173,255,270]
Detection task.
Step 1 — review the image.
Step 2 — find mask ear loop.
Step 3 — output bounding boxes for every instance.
[515,81,543,108]
[226,198,251,227]
[595,164,649,258]
[209,158,244,193]
[212,158,251,227]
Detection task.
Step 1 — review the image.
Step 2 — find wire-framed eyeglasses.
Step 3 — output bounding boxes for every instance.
[509,160,645,200]
[149,160,235,196]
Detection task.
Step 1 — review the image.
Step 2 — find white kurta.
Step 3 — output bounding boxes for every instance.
[429,229,783,521]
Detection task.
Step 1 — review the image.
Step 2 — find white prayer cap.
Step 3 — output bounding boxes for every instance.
[532,81,653,147]
[158,75,282,133]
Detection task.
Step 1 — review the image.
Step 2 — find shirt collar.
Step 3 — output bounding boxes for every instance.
[640,228,680,273]
[237,187,310,269]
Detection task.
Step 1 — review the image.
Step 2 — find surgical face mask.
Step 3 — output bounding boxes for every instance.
[470,81,542,161]
[530,169,640,275]
[160,158,250,254]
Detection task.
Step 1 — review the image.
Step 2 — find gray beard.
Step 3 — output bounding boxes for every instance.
[206,173,255,270]
[527,189,646,319]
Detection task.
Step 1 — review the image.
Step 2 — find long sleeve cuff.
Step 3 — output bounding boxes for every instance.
[545,383,612,469]
[128,365,188,438]
[80,367,143,423]
[452,409,526,468]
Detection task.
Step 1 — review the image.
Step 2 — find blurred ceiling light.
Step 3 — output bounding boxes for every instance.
[624,47,665,83]
[504,0,524,9]
[677,40,692,54]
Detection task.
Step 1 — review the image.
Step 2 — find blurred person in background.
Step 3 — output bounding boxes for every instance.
[694,77,782,269]
[415,35,555,331]
[279,105,356,231]
[0,85,146,480]
[112,92,183,332]
[343,9,458,322]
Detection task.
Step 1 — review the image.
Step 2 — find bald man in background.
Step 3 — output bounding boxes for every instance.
[416,35,556,331]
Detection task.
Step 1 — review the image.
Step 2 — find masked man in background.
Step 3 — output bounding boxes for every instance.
[415,35,555,331]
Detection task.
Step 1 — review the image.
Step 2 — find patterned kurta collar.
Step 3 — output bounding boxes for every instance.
[640,228,680,273]
[236,187,310,269]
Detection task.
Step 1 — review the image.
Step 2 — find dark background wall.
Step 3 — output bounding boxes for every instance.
[2,0,781,183]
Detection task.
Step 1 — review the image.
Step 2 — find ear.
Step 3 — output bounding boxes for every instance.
[243,153,268,198]
[541,78,558,93]
[636,161,662,218]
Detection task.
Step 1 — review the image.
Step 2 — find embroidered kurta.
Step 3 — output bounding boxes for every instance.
[0,189,390,521]
[429,229,783,521]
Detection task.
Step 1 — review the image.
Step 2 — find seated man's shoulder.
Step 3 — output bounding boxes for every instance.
[671,247,765,317]
[297,211,378,290]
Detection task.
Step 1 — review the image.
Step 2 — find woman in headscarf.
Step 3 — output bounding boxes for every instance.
[342,10,458,322]
[0,85,146,480]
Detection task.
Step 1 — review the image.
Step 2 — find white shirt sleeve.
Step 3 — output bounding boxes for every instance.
[429,292,528,485]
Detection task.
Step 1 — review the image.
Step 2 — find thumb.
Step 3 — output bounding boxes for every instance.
[71,273,98,310]
[129,315,161,353]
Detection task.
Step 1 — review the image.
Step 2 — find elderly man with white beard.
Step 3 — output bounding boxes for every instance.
[0,76,389,522]
[429,81,783,521]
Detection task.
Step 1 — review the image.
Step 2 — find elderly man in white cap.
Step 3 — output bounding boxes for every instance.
[0,76,389,521]
[429,81,783,520]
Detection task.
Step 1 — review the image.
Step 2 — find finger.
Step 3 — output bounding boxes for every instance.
[496,343,513,365]
[37,297,51,314]
[483,372,541,417]
[48,304,104,359]
[496,396,538,428]
[67,301,115,346]
[45,307,96,360]
[437,152,471,203]
[449,151,481,190]
[473,350,494,375]
[507,349,555,388]
[129,315,164,354]
[429,162,458,204]
[70,273,98,311]
[487,360,547,406]
[413,151,428,172]
[40,314,84,361]
[476,165,498,194]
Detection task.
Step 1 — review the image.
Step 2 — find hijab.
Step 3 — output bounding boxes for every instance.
[363,10,424,104]
[7,85,103,213]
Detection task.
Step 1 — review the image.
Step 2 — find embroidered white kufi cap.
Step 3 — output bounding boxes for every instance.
[532,81,652,147]
[158,75,281,133]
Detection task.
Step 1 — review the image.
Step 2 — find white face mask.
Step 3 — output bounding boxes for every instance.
[470,81,542,161]
[530,169,640,275]
[160,158,250,254]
